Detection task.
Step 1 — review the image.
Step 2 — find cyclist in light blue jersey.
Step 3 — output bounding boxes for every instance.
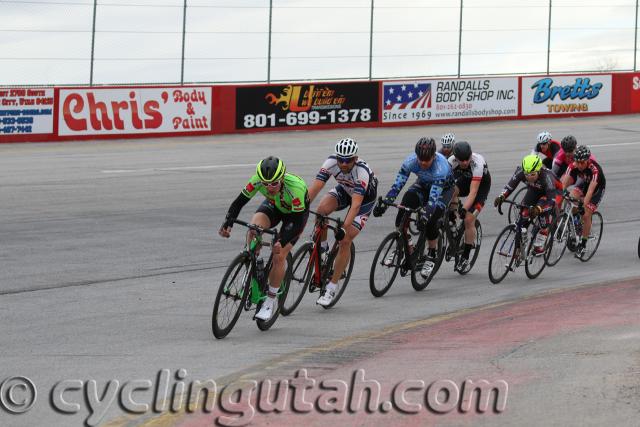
[373,137,455,277]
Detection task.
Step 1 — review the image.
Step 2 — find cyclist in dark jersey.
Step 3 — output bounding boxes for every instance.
[552,135,596,178]
[495,154,562,254]
[307,137,377,306]
[220,156,309,321]
[560,145,606,258]
[448,141,491,271]
[532,131,562,169]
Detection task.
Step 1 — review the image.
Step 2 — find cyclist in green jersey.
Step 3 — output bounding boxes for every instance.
[219,156,309,321]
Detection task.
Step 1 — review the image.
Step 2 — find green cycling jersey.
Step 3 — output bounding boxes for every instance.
[242,173,308,214]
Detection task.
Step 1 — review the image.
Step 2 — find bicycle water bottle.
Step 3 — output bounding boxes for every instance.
[520,227,528,249]
[255,258,266,284]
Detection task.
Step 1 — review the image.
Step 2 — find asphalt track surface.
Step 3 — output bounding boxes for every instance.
[1,115,640,426]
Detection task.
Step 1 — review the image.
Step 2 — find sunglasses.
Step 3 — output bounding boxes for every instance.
[261,180,281,188]
[525,171,539,178]
[336,156,355,164]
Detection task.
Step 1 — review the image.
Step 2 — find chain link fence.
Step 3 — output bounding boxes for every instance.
[1,0,639,86]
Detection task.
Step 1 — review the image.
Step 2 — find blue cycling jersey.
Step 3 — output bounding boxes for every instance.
[386,152,454,209]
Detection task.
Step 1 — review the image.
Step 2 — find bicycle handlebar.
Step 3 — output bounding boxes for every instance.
[309,210,345,240]
[378,196,424,214]
[497,199,533,216]
[232,219,278,236]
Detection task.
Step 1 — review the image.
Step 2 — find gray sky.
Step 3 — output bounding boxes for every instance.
[1,0,638,85]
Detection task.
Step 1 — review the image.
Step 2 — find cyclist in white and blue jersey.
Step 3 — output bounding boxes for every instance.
[373,137,455,277]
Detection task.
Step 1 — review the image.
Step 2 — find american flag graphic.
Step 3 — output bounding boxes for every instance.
[383,83,431,110]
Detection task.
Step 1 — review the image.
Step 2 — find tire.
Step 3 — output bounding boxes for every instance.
[638,236,640,259]
[546,213,569,266]
[524,228,547,279]
[281,242,313,316]
[212,253,251,339]
[507,187,527,224]
[322,242,355,309]
[256,253,292,331]
[456,220,482,275]
[488,224,517,284]
[579,211,603,262]
[410,231,443,291]
[369,232,402,297]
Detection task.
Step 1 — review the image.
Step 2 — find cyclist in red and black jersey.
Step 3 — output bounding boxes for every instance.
[532,131,562,169]
[560,145,606,257]
[552,135,596,178]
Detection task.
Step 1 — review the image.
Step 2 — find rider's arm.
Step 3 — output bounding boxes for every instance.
[307,179,326,204]
[223,193,251,227]
[502,167,523,199]
[583,165,599,206]
[560,165,575,189]
[386,158,412,200]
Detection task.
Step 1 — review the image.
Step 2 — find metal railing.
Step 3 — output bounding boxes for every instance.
[1,0,638,86]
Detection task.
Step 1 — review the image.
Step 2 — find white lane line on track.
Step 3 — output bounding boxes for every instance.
[590,142,640,148]
[101,163,255,174]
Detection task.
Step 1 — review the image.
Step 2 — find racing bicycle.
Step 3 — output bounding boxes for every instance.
[282,211,354,314]
[212,219,292,339]
[438,205,482,274]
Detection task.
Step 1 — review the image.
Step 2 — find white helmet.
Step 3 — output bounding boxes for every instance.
[441,133,455,149]
[335,137,358,157]
[537,131,552,144]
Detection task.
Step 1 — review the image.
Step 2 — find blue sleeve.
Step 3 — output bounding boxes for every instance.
[386,160,412,199]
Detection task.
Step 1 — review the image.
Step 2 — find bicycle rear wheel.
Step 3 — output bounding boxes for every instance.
[212,253,251,339]
[369,232,402,297]
[488,224,517,284]
[579,212,603,262]
[411,231,444,291]
[546,213,569,266]
[281,242,313,316]
[322,242,355,309]
[525,228,547,279]
[256,253,292,331]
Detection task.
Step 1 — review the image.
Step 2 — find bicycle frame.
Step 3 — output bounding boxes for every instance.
[381,199,427,271]
[307,211,344,290]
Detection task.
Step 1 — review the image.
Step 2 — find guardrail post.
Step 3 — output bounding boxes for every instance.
[457,0,463,77]
[180,0,187,85]
[267,0,273,83]
[369,0,374,80]
[547,0,552,74]
[634,0,638,70]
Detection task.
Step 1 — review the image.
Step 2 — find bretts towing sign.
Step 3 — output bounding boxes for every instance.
[521,75,611,115]
[236,82,378,129]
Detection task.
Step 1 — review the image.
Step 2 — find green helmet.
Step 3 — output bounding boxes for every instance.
[256,156,286,183]
[522,154,542,174]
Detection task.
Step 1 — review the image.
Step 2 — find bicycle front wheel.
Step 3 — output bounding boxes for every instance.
[369,232,402,297]
[456,220,482,275]
[525,228,547,279]
[322,241,355,309]
[579,211,603,262]
[256,252,292,331]
[488,224,517,284]
[212,253,251,339]
[411,231,444,291]
[281,242,313,316]
[546,213,569,267]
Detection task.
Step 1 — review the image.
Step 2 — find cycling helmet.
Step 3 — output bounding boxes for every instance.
[537,131,552,144]
[335,137,358,158]
[415,137,437,161]
[256,156,286,183]
[573,145,591,162]
[441,133,455,149]
[522,154,542,174]
[561,135,577,152]
[453,141,472,161]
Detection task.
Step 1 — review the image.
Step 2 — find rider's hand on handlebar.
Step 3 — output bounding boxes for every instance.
[218,225,231,238]
[493,194,505,208]
[576,204,585,216]
[373,200,388,217]
[529,205,543,218]
[335,227,346,241]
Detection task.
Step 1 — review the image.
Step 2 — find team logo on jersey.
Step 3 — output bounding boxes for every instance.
[292,198,301,206]
[245,183,255,192]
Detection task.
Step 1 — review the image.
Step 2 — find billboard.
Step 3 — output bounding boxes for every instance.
[0,88,54,135]
[521,75,612,116]
[382,78,518,123]
[236,82,378,130]
[58,87,212,136]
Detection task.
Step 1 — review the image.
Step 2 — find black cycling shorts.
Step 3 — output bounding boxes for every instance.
[256,200,309,246]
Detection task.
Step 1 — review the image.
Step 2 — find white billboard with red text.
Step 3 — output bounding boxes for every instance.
[58,87,212,136]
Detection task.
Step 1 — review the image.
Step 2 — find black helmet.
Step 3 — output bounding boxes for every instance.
[453,141,472,161]
[256,156,286,183]
[561,135,577,152]
[573,145,591,162]
[415,137,436,161]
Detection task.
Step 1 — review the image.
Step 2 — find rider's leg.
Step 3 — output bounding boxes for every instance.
[268,210,309,292]
[331,225,360,283]
[315,193,339,244]
[249,207,274,254]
